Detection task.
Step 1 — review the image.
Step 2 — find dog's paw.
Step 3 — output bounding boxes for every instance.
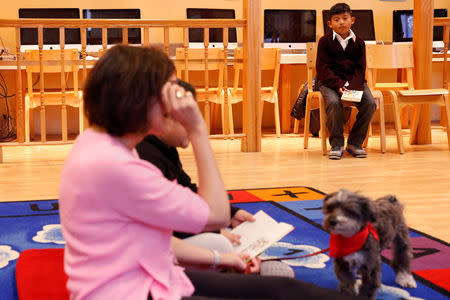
[396,272,417,288]
[354,277,362,294]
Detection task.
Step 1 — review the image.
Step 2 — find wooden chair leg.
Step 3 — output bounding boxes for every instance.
[62,105,68,142]
[293,119,300,134]
[319,96,328,155]
[227,91,234,136]
[378,94,386,153]
[273,92,281,138]
[79,101,84,135]
[389,91,405,154]
[25,99,30,143]
[443,94,450,150]
[220,92,229,136]
[204,102,211,135]
[40,106,46,142]
[440,107,448,129]
[220,101,227,136]
[303,96,311,149]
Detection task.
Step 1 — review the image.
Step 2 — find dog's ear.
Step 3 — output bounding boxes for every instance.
[322,192,336,206]
[322,192,336,212]
[382,195,398,204]
[362,197,377,223]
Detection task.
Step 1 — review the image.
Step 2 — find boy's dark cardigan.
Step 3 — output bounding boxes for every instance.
[316,32,367,92]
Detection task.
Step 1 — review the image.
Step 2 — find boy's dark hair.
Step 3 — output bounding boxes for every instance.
[83,45,175,136]
[330,3,352,18]
[176,79,197,99]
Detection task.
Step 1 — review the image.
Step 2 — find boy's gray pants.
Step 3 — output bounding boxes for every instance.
[318,83,377,148]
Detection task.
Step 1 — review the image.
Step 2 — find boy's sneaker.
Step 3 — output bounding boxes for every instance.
[328,146,344,160]
[346,144,367,158]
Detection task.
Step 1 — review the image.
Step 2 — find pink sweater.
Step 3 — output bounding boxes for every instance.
[59,129,210,300]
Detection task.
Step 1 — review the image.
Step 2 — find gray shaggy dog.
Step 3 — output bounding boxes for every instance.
[322,189,417,299]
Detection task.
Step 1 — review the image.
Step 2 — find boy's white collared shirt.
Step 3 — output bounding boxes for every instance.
[333,30,356,51]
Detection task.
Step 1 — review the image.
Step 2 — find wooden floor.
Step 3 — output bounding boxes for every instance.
[0,126,449,242]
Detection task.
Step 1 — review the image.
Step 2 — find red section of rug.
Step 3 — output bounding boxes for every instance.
[15,248,69,300]
[228,190,262,203]
[414,268,450,291]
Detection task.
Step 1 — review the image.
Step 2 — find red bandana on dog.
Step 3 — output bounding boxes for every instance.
[329,222,379,258]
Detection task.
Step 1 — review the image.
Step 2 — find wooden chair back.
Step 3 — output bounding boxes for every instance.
[305,42,318,92]
[175,48,226,94]
[232,47,281,93]
[23,49,82,143]
[25,49,80,96]
[365,44,415,90]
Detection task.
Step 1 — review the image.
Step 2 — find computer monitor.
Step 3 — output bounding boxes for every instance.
[393,9,448,48]
[186,8,237,49]
[82,9,141,51]
[322,9,376,44]
[19,8,81,50]
[264,9,316,50]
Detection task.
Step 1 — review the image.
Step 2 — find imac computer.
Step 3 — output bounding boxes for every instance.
[393,9,448,49]
[82,9,141,52]
[264,9,316,50]
[186,8,237,49]
[322,9,376,44]
[19,8,81,51]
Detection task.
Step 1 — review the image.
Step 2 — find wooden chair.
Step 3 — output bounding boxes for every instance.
[230,47,281,137]
[366,43,450,153]
[293,43,379,155]
[24,49,83,143]
[175,48,231,135]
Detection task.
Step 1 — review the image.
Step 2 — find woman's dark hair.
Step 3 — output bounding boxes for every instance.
[330,3,352,18]
[83,45,175,136]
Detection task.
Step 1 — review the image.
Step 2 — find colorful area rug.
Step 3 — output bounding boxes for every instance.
[0,186,449,300]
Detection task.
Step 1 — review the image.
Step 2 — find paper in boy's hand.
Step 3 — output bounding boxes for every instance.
[341,90,363,102]
[230,210,294,259]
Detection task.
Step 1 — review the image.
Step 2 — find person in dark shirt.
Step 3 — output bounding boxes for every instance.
[316,3,377,160]
[136,80,254,242]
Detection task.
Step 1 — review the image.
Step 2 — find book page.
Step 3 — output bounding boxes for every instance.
[341,90,363,102]
[230,210,294,258]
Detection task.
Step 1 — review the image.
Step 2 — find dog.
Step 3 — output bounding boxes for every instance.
[322,189,417,299]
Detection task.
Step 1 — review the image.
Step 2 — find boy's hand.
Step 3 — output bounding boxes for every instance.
[220,229,242,246]
[338,86,349,95]
[231,209,255,228]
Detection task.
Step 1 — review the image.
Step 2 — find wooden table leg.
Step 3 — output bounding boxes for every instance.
[279,64,292,133]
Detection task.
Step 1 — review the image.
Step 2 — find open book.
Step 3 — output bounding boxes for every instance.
[341,89,363,102]
[230,210,294,258]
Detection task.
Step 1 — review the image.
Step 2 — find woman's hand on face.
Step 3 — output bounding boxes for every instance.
[161,81,205,134]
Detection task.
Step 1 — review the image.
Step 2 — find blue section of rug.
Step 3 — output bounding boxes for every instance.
[0,200,63,300]
[0,193,448,300]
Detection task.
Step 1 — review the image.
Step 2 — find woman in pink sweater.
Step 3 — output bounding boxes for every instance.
[59,45,364,300]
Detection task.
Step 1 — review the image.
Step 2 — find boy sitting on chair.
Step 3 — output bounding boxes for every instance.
[316,3,377,159]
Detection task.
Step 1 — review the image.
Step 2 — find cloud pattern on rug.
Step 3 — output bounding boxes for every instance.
[260,242,329,268]
[32,224,66,244]
[0,245,20,269]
